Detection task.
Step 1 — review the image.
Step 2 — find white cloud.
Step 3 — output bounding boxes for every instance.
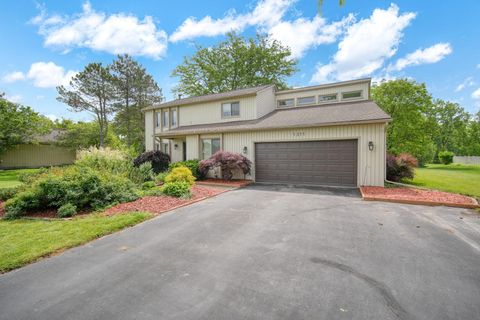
[170,0,350,59]
[311,4,416,83]
[32,2,168,59]
[477,64,480,69]
[170,0,293,42]
[5,94,22,103]
[455,76,475,92]
[472,88,480,100]
[2,71,25,83]
[268,14,353,58]
[27,62,77,88]
[390,43,452,71]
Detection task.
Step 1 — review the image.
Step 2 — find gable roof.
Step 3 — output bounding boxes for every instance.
[143,85,274,111]
[159,100,391,137]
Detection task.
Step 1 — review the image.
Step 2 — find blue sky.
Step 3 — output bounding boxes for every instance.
[1,0,479,121]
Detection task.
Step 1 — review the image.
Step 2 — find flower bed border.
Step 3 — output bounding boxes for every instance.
[360,186,479,209]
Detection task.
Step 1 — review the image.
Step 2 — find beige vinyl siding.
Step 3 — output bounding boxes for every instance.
[255,86,276,118]
[186,135,199,160]
[222,123,386,186]
[144,110,154,151]
[275,82,369,107]
[0,144,76,169]
[170,138,184,162]
[179,95,257,126]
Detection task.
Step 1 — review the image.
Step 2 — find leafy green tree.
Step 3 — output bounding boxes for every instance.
[427,99,470,156]
[0,95,51,155]
[54,120,121,149]
[465,111,480,155]
[371,79,436,164]
[110,54,163,151]
[172,33,297,97]
[57,63,115,147]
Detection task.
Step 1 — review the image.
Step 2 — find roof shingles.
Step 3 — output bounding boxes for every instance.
[159,100,391,136]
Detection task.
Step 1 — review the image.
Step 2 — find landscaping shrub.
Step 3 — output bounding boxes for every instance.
[141,181,156,190]
[386,153,418,182]
[164,167,196,186]
[142,187,163,196]
[4,166,139,219]
[128,162,154,184]
[169,160,203,179]
[155,172,169,184]
[199,151,252,180]
[133,150,170,174]
[57,203,77,218]
[18,168,48,184]
[438,151,454,165]
[0,187,20,201]
[76,146,127,175]
[161,181,191,198]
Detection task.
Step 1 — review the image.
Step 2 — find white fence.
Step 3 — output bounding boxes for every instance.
[453,156,480,165]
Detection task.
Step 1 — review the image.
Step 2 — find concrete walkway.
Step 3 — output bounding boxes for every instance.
[1,184,479,320]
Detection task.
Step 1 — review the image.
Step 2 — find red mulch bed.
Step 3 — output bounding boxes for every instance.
[361,186,479,209]
[196,179,252,188]
[104,185,227,216]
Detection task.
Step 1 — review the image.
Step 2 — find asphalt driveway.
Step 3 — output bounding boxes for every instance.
[1,184,480,320]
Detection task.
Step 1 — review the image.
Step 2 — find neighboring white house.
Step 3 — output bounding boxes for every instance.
[143,78,391,187]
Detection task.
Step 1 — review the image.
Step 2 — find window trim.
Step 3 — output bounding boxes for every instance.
[318,93,338,103]
[341,90,363,100]
[221,101,241,118]
[277,98,294,108]
[296,96,316,106]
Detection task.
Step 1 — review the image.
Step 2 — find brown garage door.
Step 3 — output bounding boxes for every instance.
[255,140,358,187]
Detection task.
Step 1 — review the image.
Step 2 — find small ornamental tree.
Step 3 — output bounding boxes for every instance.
[133,150,170,174]
[199,151,252,180]
[386,153,418,182]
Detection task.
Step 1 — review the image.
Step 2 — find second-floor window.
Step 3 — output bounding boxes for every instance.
[278,98,294,108]
[342,91,362,100]
[297,96,315,105]
[222,102,240,117]
[155,112,161,127]
[319,94,337,102]
[163,110,169,128]
[171,109,177,126]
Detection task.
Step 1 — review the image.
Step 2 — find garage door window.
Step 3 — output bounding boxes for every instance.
[202,138,220,159]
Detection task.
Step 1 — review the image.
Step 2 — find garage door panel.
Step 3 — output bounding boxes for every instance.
[255,140,357,187]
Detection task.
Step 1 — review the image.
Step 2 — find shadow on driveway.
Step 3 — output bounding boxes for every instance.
[246,183,361,198]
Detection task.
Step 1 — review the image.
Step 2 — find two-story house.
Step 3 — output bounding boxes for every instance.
[143,78,391,187]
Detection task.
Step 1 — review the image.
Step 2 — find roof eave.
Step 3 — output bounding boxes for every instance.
[156,117,392,137]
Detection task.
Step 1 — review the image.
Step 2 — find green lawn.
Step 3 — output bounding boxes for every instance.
[0,168,40,189]
[407,164,480,198]
[0,212,152,273]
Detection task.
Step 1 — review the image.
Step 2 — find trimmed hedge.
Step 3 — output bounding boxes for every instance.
[438,151,454,165]
[161,181,191,198]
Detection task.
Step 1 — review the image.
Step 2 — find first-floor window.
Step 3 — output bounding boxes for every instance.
[202,138,220,159]
[155,143,160,151]
[163,142,169,154]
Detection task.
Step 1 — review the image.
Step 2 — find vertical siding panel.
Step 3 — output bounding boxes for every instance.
[221,123,385,186]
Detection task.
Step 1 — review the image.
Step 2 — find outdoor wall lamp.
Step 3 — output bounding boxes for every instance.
[368,141,374,151]
[243,146,248,154]
[174,144,178,150]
